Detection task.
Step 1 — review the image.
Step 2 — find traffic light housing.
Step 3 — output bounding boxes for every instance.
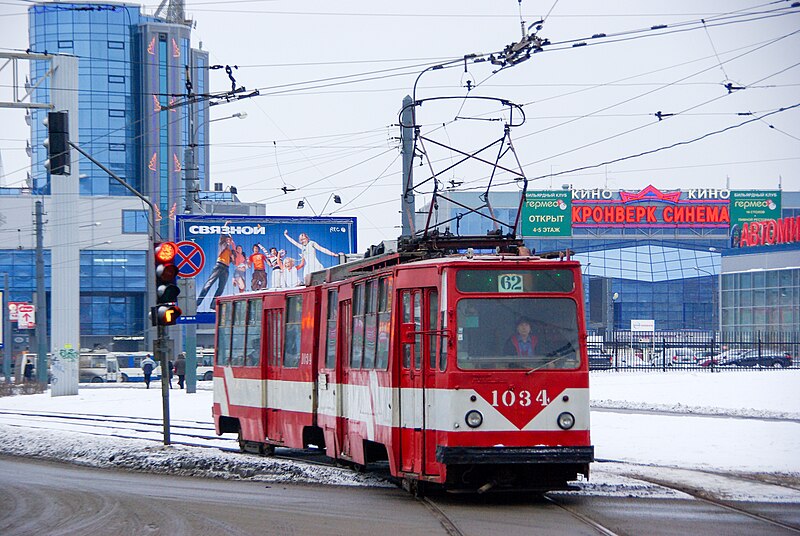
[152,241,182,326]
[43,111,71,175]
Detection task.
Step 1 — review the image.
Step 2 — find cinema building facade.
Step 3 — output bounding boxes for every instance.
[424,185,800,333]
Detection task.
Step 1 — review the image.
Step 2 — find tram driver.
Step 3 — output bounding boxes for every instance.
[504,317,538,357]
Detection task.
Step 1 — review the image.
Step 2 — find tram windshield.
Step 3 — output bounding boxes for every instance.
[456,298,580,370]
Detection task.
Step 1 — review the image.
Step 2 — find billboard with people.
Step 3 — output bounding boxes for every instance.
[175,215,357,323]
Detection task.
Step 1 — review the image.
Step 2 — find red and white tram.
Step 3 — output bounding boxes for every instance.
[213,248,594,493]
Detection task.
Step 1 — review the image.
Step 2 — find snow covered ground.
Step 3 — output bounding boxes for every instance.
[0,370,798,500]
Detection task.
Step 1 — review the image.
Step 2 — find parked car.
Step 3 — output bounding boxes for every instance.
[718,350,793,368]
[587,350,613,370]
[650,347,701,367]
[698,348,748,367]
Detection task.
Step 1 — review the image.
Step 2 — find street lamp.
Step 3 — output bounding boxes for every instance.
[296,193,342,216]
[186,111,248,213]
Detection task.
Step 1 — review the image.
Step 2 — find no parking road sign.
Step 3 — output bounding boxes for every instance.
[175,241,205,278]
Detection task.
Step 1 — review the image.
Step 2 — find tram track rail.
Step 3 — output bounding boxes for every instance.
[0,409,232,450]
[630,473,800,534]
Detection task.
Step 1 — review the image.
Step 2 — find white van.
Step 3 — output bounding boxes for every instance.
[196,349,214,381]
[79,352,120,383]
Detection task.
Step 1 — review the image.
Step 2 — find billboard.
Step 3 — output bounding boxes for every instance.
[729,190,782,228]
[520,191,572,237]
[176,215,357,323]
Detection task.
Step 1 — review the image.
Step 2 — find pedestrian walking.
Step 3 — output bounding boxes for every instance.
[141,354,156,389]
[175,352,187,389]
[167,359,174,389]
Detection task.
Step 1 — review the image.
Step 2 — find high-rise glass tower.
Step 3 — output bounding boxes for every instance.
[15,1,209,349]
[29,1,209,238]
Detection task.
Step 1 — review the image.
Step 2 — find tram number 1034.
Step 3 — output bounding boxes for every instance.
[490,389,550,407]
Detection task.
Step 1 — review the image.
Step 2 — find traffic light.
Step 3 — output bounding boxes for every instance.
[43,111,70,175]
[151,241,182,326]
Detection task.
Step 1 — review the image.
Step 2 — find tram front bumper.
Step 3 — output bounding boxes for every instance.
[436,445,595,465]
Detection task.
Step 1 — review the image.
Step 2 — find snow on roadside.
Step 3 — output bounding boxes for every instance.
[0,423,393,488]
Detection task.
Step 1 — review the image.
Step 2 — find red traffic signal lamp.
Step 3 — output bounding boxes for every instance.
[153,241,181,325]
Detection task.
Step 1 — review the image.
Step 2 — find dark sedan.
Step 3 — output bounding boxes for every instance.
[719,350,793,368]
[588,350,613,370]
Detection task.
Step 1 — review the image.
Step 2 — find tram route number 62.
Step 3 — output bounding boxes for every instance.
[498,273,523,293]
[491,389,550,407]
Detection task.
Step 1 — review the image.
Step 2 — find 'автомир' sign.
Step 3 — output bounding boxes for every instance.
[737,216,800,248]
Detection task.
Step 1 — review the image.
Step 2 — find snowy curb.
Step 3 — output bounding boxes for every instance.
[0,425,394,488]
[591,400,800,421]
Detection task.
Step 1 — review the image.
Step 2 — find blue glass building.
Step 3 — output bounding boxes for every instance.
[1,2,209,351]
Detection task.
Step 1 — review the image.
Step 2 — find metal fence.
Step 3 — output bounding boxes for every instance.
[588,330,800,371]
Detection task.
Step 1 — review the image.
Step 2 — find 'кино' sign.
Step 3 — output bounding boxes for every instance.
[571,185,729,228]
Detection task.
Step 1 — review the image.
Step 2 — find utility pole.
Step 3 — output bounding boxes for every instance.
[48,54,80,397]
[68,140,172,445]
[400,95,415,237]
[183,92,198,394]
[2,274,10,383]
[34,201,48,384]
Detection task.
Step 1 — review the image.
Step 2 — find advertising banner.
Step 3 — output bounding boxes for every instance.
[520,191,572,237]
[571,185,730,229]
[176,215,357,323]
[729,190,782,227]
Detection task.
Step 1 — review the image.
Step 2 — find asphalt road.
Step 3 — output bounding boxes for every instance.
[1,456,798,535]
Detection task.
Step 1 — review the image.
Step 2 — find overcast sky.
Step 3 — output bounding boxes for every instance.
[1,1,798,249]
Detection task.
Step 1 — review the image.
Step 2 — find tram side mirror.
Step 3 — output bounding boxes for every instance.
[400,322,415,344]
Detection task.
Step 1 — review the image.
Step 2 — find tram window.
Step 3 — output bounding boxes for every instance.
[428,290,438,370]
[363,280,378,369]
[439,311,447,371]
[375,277,392,370]
[284,295,303,368]
[217,301,231,366]
[455,298,580,371]
[267,309,283,366]
[231,301,247,367]
[413,293,422,369]
[325,289,338,369]
[245,299,262,367]
[351,283,364,368]
[401,291,412,368]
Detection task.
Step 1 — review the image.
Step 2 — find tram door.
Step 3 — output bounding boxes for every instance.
[399,288,436,475]
[264,295,284,442]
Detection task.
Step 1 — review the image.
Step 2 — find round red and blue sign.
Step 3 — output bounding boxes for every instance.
[175,241,205,278]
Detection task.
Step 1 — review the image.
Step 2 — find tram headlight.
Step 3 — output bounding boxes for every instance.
[465,410,483,428]
[557,412,575,430]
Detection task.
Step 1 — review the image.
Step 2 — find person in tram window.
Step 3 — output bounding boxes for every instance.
[248,243,268,291]
[504,317,538,357]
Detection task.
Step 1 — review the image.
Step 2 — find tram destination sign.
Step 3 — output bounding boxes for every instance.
[521,191,572,237]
